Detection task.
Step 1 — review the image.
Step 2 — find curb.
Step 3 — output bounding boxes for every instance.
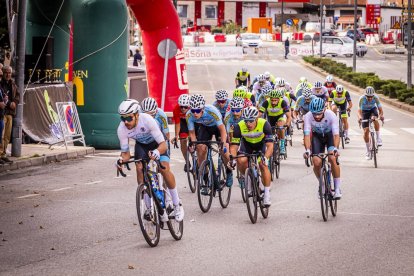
[0,147,95,174]
[300,59,414,114]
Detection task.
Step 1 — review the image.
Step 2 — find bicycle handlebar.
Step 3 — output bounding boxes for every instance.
[305,153,339,167]
[116,158,165,177]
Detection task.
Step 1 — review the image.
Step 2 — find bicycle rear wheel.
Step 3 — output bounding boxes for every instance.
[164,191,184,240]
[245,169,258,224]
[238,170,246,203]
[273,142,281,179]
[186,151,197,193]
[218,161,232,208]
[136,185,160,247]
[319,167,329,222]
[269,156,274,182]
[197,160,214,213]
[258,183,269,219]
[371,132,377,168]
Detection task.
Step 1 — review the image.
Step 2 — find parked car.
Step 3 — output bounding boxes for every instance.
[321,36,368,57]
[346,29,366,42]
[236,33,263,48]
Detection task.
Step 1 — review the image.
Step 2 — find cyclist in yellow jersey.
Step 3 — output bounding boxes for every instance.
[235,67,251,88]
[328,85,353,143]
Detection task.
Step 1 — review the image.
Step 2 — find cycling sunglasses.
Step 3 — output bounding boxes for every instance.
[217,100,227,104]
[244,118,256,123]
[191,108,203,114]
[120,116,134,122]
[180,105,189,110]
[231,108,242,113]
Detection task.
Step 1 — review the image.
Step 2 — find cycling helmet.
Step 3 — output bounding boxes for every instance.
[141,97,158,113]
[269,88,284,99]
[299,82,308,89]
[314,81,323,89]
[178,94,190,106]
[309,97,325,114]
[264,71,271,79]
[242,106,259,120]
[233,88,246,98]
[258,74,266,81]
[326,75,333,82]
[299,77,307,83]
[118,99,140,115]
[243,98,253,108]
[238,85,248,92]
[189,94,205,109]
[302,88,313,99]
[276,78,285,87]
[215,89,228,100]
[365,86,375,96]
[242,67,248,73]
[230,97,244,109]
[336,85,344,93]
[261,84,273,96]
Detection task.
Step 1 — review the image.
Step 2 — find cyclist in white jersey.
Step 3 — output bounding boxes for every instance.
[117,99,184,221]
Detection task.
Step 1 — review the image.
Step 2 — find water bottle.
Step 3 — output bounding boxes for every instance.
[149,172,165,208]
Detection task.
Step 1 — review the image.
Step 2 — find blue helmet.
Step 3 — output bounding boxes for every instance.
[309,97,325,114]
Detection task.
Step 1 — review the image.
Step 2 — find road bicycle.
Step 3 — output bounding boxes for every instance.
[306,153,339,222]
[185,143,198,193]
[360,118,383,168]
[231,152,269,224]
[337,107,350,149]
[117,158,183,247]
[270,126,285,180]
[236,168,246,203]
[191,141,232,213]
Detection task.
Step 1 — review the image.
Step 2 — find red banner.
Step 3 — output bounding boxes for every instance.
[366,4,381,25]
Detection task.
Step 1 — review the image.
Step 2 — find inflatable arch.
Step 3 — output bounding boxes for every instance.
[26,0,188,148]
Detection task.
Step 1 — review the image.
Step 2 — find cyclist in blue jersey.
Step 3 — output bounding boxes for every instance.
[187,94,233,187]
[256,84,273,108]
[213,89,231,118]
[294,88,314,120]
[141,97,170,140]
[357,86,384,159]
[312,81,329,102]
[295,82,310,98]
[224,97,245,140]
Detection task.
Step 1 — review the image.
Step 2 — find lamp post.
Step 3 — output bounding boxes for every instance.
[353,0,357,72]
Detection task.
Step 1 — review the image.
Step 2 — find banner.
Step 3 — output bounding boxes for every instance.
[290,45,353,56]
[23,84,73,144]
[184,47,243,60]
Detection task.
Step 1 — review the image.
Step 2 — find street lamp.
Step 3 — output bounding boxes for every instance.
[353,0,357,72]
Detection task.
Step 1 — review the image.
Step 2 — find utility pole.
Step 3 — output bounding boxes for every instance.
[319,0,323,57]
[281,0,284,44]
[12,0,27,157]
[353,0,357,72]
[408,0,412,89]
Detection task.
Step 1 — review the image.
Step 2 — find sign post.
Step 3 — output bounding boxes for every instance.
[157,39,178,110]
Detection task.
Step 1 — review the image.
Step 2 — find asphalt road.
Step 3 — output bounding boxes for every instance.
[1,58,414,275]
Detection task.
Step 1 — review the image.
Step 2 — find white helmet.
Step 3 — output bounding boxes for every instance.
[264,71,271,79]
[299,77,307,83]
[141,97,158,113]
[277,78,285,87]
[230,97,244,109]
[242,106,259,120]
[302,88,313,99]
[258,74,266,81]
[261,84,273,96]
[118,99,140,115]
[242,67,248,73]
[365,86,375,96]
[178,94,190,106]
[238,85,248,92]
[215,89,228,101]
[189,94,205,109]
[336,85,344,93]
[299,82,308,89]
[326,75,333,82]
[314,81,323,89]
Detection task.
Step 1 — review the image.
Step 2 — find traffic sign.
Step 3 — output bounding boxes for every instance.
[392,21,401,29]
[293,18,299,25]
[286,19,293,26]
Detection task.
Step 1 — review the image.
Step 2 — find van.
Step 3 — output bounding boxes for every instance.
[320,36,368,57]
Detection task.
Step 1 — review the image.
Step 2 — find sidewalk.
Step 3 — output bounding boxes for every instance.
[0,144,95,174]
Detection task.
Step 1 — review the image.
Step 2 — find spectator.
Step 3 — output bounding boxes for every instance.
[0,63,4,165]
[1,65,20,163]
[133,49,142,67]
[284,37,290,59]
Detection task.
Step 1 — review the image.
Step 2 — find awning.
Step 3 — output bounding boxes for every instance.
[337,16,359,24]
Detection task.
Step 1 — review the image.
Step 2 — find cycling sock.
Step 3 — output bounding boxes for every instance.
[366,143,370,151]
[264,186,270,195]
[334,178,341,191]
[169,188,180,206]
[376,131,381,139]
[344,130,348,137]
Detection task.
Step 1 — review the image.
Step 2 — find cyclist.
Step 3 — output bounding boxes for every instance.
[117,99,184,221]
[294,88,314,121]
[229,106,274,206]
[224,97,245,141]
[172,94,191,171]
[295,82,310,98]
[312,81,329,102]
[303,97,342,199]
[264,71,276,86]
[235,67,251,88]
[357,86,384,159]
[259,88,291,155]
[233,86,256,106]
[328,85,353,144]
[141,97,169,140]
[256,84,273,108]
[252,74,271,103]
[213,89,231,119]
[295,76,312,93]
[324,75,337,96]
[187,94,233,188]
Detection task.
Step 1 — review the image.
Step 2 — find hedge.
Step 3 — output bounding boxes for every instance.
[303,56,414,106]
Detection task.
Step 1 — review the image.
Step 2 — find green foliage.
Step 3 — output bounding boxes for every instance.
[405,97,414,105]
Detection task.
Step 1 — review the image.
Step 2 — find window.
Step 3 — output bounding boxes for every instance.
[177,5,188,18]
[333,39,343,45]
[205,5,217,19]
[323,37,333,44]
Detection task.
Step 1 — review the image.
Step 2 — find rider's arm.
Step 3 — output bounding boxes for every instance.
[303,113,312,151]
[173,106,181,139]
[375,96,384,118]
[258,100,267,117]
[230,124,242,157]
[263,121,274,159]
[345,92,353,110]
[357,96,364,120]
[282,100,291,126]
[218,124,228,145]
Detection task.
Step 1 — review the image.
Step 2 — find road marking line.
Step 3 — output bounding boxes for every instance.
[51,187,73,192]
[96,152,121,156]
[348,128,361,136]
[401,128,414,135]
[380,128,397,136]
[84,181,103,185]
[274,208,414,219]
[17,194,41,199]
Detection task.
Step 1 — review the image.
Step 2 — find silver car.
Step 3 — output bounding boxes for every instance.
[236,33,263,48]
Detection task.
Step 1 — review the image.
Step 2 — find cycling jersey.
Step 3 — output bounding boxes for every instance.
[186,104,223,131]
[153,108,169,136]
[224,111,243,134]
[117,113,165,152]
[329,90,351,105]
[303,110,339,136]
[236,71,250,82]
[173,104,187,123]
[358,95,381,111]
[213,99,231,118]
[324,82,337,95]
[312,87,329,101]
[252,81,272,96]
[231,118,273,149]
[295,95,314,114]
[260,98,289,117]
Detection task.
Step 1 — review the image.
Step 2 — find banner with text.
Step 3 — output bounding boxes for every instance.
[184,47,243,60]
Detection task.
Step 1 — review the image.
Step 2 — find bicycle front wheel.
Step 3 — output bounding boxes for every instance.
[186,151,197,193]
[136,185,160,247]
[218,162,232,208]
[197,160,214,213]
[371,132,377,168]
[273,143,281,179]
[339,119,345,149]
[245,169,258,224]
[258,183,269,219]
[319,167,329,222]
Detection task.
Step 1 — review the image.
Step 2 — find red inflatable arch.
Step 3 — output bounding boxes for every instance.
[127,0,189,112]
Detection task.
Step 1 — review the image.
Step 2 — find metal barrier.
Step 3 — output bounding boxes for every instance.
[56,102,86,149]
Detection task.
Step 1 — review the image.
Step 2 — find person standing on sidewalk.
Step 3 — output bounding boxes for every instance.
[132,49,142,67]
[0,65,20,163]
[284,37,290,59]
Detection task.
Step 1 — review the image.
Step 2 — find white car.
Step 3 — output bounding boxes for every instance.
[236,33,263,48]
[321,36,368,57]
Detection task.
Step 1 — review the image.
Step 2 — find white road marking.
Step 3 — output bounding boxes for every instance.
[274,208,414,219]
[84,181,103,185]
[17,194,41,199]
[96,152,120,156]
[401,128,414,135]
[51,187,73,192]
[348,128,361,136]
[380,128,397,136]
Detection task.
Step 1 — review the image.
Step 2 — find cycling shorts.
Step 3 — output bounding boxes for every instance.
[361,107,378,128]
[333,102,348,118]
[196,124,221,142]
[179,118,189,139]
[134,141,170,163]
[311,131,335,155]
[268,114,286,126]
[238,140,266,155]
